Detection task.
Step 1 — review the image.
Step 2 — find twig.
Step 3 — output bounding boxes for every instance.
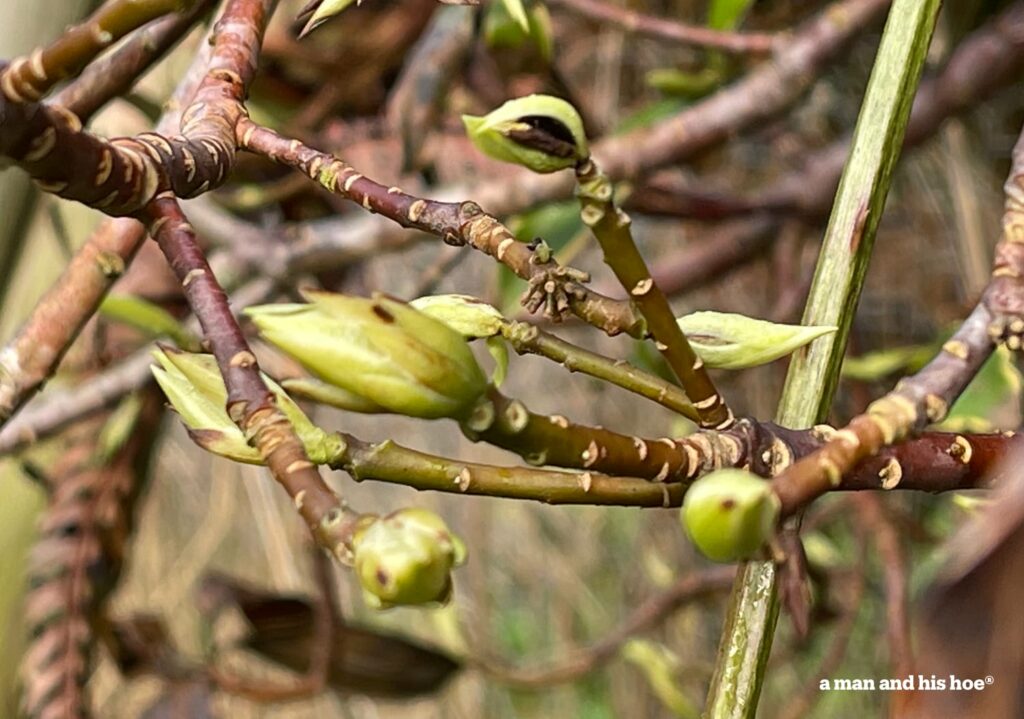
[575,159,733,429]
[0,0,184,103]
[548,0,775,55]
[50,0,218,122]
[236,119,645,337]
[500,320,697,419]
[143,197,359,558]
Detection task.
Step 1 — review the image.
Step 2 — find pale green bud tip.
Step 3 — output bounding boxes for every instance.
[677,311,837,370]
[681,469,780,563]
[245,292,487,420]
[353,509,467,608]
[462,94,588,174]
[410,294,506,339]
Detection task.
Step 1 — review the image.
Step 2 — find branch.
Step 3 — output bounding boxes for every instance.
[576,159,733,428]
[0,0,184,103]
[548,0,775,55]
[50,0,218,122]
[236,120,646,337]
[142,198,358,557]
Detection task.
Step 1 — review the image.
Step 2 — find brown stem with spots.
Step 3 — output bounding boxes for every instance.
[0,0,185,104]
[770,126,1024,516]
[0,0,270,427]
[0,0,273,217]
[235,119,645,337]
[50,0,218,122]
[142,197,359,559]
[463,388,744,482]
[575,159,732,429]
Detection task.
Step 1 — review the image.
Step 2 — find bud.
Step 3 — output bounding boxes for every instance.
[297,0,356,38]
[681,469,780,563]
[462,95,588,174]
[246,291,488,419]
[676,311,836,370]
[352,508,467,608]
[410,294,506,339]
[151,348,339,465]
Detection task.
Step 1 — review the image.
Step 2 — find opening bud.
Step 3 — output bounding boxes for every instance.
[462,94,588,174]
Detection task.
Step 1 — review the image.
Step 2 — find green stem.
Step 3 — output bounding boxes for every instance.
[575,160,732,429]
[703,0,942,716]
[328,435,685,507]
[501,320,698,420]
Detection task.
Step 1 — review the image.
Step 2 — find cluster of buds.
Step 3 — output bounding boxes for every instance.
[681,470,780,563]
[246,291,488,420]
[352,509,467,608]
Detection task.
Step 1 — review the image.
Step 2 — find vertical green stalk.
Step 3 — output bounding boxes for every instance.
[703,0,942,716]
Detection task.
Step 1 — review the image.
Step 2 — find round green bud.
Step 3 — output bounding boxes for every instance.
[681,469,780,563]
[352,509,467,609]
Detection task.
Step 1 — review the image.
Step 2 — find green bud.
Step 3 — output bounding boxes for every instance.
[410,294,506,339]
[352,508,467,609]
[246,291,488,420]
[677,311,836,370]
[500,0,529,33]
[151,348,338,465]
[681,469,780,563]
[462,94,588,174]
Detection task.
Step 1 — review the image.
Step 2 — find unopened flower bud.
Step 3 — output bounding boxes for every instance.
[681,469,780,563]
[677,311,836,370]
[462,95,588,174]
[246,291,488,419]
[352,508,466,608]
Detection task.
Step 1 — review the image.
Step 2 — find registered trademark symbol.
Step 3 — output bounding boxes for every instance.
[985,676,994,685]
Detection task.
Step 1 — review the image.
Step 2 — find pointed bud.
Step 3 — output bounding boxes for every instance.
[410,294,506,339]
[676,311,836,370]
[462,95,588,174]
[681,469,780,563]
[151,348,339,465]
[246,292,488,419]
[352,508,467,608]
[296,0,357,38]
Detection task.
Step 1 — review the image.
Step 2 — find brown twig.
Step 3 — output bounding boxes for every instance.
[237,119,645,337]
[548,0,775,55]
[142,197,359,558]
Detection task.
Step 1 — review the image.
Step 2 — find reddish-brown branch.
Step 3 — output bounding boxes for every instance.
[549,0,775,55]
[51,0,218,122]
[0,0,183,104]
[237,120,646,337]
[142,197,357,557]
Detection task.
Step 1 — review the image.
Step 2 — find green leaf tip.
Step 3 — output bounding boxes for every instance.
[677,311,837,370]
